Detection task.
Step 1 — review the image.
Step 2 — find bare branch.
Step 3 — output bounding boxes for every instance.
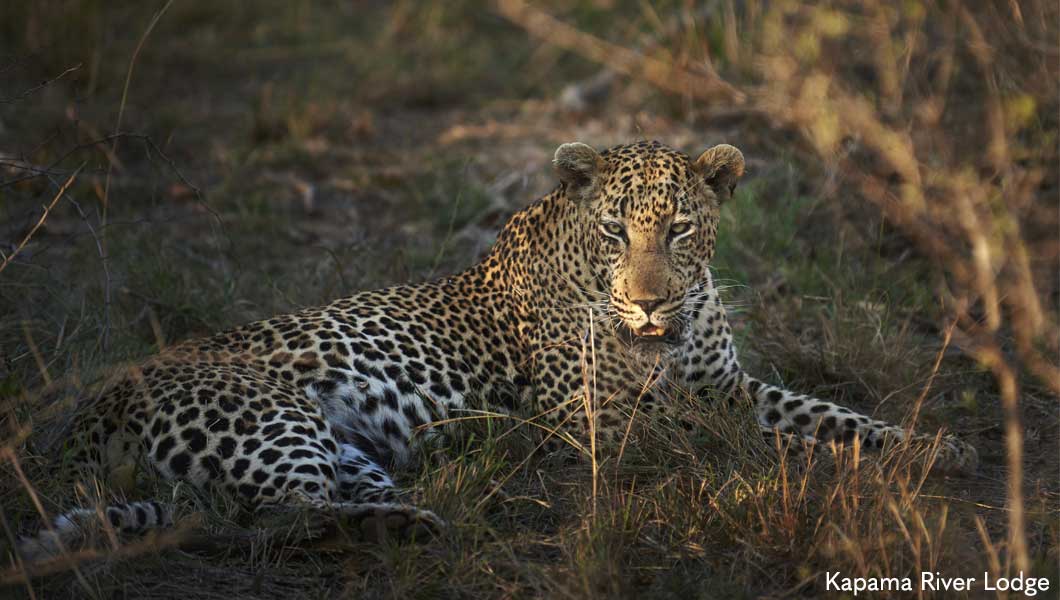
[0,63,81,104]
[0,164,84,276]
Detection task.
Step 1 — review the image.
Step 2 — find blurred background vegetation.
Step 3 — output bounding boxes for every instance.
[1,1,1057,598]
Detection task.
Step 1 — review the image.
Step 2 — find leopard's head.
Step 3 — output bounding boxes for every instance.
[554,140,744,351]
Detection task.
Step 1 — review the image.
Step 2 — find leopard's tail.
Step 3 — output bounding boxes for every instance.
[15,501,173,562]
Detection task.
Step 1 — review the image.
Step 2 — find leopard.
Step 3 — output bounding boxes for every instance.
[14,140,977,560]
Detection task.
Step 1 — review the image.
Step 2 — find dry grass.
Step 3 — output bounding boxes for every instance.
[1,1,1057,598]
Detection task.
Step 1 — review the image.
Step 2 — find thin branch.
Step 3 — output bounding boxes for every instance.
[0,63,82,104]
[0,164,84,276]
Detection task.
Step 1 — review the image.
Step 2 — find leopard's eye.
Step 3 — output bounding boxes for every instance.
[669,222,694,238]
[600,221,626,240]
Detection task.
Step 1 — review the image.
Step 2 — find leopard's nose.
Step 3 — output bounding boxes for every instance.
[632,298,665,317]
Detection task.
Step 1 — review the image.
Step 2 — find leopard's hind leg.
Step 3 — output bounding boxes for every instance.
[287,443,442,542]
[336,443,399,503]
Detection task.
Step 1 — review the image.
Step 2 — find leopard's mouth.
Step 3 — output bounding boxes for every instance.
[634,324,667,337]
[615,322,684,347]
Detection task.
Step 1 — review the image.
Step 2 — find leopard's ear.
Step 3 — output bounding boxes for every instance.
[553,142,604,201]
[694,144,745,203]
